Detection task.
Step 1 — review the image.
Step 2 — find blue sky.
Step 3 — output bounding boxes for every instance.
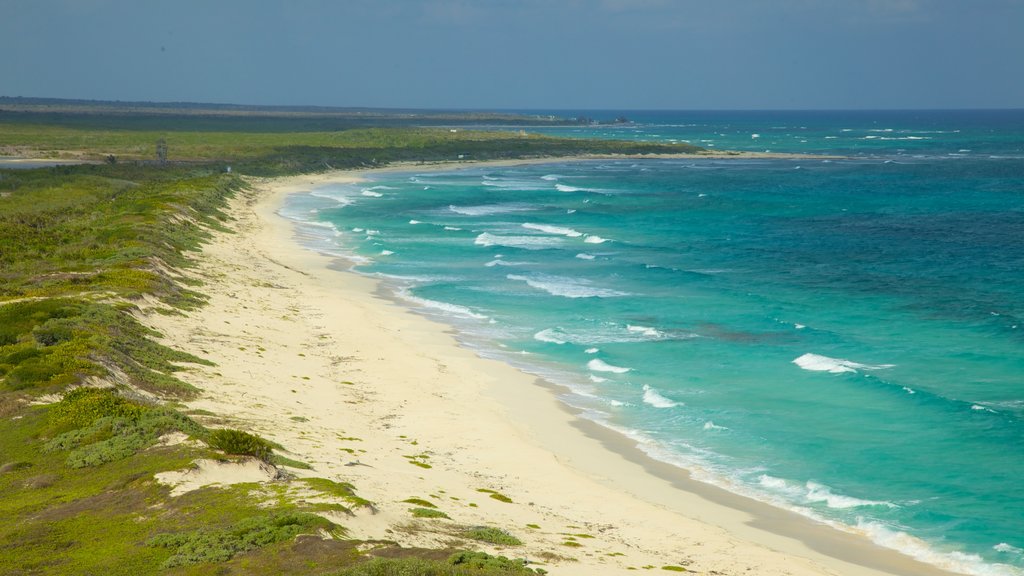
[2,0,1021,110]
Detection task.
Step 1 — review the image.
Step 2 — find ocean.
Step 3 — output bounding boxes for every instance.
[280,110,1024,576]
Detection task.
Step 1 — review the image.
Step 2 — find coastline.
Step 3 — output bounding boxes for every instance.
[146,159,956,576]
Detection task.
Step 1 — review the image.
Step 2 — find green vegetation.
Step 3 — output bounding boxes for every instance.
[462,527,524,546]
[662,566,688,572]
[207,428,275,461]
[411,507,450,519]
[477,488,514,503]
[337,551,545,576]
[0,102,710,574]
[402,497,437,508]
[45,387,202,468]
[148,512,337,568]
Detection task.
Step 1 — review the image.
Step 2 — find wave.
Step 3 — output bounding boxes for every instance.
[380,250,394,256]
[443,226,462,231]
[556,183,584,192]
[792,353,894,374]
[805,481,898,509]
[309,189,356,205]
[481,178,549,190]
[449,203,537,216]
[396,288,489,321]
[540,174,561,181]
[522,222,583,237]
[484,259,526,267]
[533,328,567,344]
[703,421,727,431]
[854,520,1022,576]
[584,235,610,244]
[587,358,631,373]
[474,233,564,250]
[758,476,897,510]
[576,253,596,260]
[506,273,629,298]
[627,325,665,339]
[361,189,383,197]
[408,219,421,225]
[642,384,680,408]
[585,347,599,354]
[995,543,1023,556]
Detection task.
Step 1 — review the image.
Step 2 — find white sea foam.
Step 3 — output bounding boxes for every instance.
[575,253,596,260]
[308,191,357,208]
[541,174,560,181]
[585,347,599,354]
[380,250,394,256]
[805,481,897,509]
[302,220,342,234]
[352,227,364,232]
[444,226,462,231]
[533,328,567,344]
[506,274,628,298]
[793,353,894,374]
[627,325,666,339]
[854,520,1020,576]
[449,203,536,216]
[584,235,609,244]
[794,323,806,329]
[397,289,488,321]
[642,384,680,408]
[556,183,586,192]
[567,209,577,214]
[589,374,608,383]
[522,223,583,237]
[484,259,524,267]
[587,359,631,373]
[408,219,421,225]
[474,233,563,250]
[703,421,728,431]
[361,189,383,198]
[994,543,1023,555]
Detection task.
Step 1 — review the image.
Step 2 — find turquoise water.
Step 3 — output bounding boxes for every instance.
[281,110,1024,576]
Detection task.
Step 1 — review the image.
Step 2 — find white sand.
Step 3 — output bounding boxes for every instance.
[146,164,952,576]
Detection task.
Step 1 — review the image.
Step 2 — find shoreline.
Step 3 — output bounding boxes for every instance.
[148,158,959,576]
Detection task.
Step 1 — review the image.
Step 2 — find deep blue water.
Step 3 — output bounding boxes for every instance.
[281,110,1024,576]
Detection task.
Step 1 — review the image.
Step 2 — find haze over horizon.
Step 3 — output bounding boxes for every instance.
[2,0,1022,111]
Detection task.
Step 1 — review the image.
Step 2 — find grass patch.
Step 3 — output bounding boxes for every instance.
[147,511,336,568]
[402,498,436,508]
[462,526,523,546]
[44,387,203,468]
[477,488,513,503]
[337,551,546,575]
[299,477,374,510]
[411,508,450,519]
[662,566,688,572]
[270,454,313,470]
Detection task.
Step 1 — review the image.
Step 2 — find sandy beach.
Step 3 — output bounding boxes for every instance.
[145,160,955,576]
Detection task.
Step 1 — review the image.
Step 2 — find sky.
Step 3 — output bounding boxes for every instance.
[1,0,1022,110]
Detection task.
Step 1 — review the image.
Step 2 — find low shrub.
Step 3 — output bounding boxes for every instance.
[462,526,523,546]
[207,428,274,461]
[148,512,332,568]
